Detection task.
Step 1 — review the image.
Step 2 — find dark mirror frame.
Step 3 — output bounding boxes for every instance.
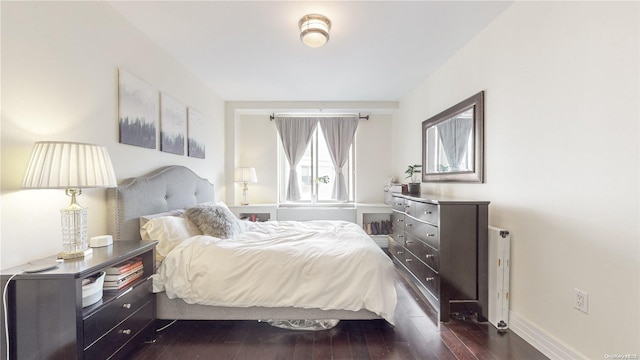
[422,91,484,183]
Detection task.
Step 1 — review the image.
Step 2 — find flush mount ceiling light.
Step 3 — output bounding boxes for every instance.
[299,14,331,48]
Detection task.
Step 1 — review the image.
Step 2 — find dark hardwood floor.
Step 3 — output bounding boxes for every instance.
[128,270,547,360]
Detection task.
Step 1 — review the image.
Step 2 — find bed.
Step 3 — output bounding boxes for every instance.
[107,166,396,324]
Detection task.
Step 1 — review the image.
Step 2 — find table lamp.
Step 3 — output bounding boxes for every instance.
[234,167,257,205]
[22,141,117,259]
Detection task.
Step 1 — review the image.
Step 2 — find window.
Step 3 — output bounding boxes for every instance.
[278,127,354,203]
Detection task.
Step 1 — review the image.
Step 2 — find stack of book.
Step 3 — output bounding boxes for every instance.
[103,258,143,292]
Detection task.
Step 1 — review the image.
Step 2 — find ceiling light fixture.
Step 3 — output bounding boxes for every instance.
[299,14,331,48]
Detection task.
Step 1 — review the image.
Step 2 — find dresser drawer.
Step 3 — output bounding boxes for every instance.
[390,212,405,245]
[388,236,406,263]
[404,216,439,250]
[391,197,405,212]
[406,200,439,225]
[84,278,152,347]
[84,301,154,359]
[405,233,439,272]
[405,251,440,299]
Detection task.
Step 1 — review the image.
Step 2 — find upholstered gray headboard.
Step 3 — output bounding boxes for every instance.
[107,166,215,241]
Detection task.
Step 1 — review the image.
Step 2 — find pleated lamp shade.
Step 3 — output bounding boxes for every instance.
[234,167,258,184]
[22,141,117,189]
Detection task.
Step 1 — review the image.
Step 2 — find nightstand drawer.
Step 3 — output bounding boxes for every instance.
[84,301,154,360]
[84,278,152,347]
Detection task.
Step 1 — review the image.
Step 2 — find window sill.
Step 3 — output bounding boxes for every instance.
[277,202,355,208]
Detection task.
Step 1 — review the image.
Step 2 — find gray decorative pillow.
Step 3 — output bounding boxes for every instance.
[184,203,242,239]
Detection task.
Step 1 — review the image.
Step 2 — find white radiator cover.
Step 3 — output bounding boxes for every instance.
[488,225,511,330]
[276,207,357,222]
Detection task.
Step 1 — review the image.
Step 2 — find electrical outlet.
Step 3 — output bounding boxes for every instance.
[573,288,589,314]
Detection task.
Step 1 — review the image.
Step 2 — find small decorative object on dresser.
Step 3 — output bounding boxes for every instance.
[404,164,422,194]
[389,193,489,323]
[1,241,157,360]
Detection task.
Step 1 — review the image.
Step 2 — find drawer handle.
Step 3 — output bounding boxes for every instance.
[425,277,435,282]
[425,254,435,259]
[398,235,404,238]
[405,240,413,244]
[424,211,432,215]
[119,329,132,335]
[405,259,413,263]
[427,233,435,237]
[396,219,404,223]
[397,251,404,255]
[406,223,413,227]
[395,203,403,206]
[122,303,132,309]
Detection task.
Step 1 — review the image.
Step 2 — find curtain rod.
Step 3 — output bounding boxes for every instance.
[269,113,369,121]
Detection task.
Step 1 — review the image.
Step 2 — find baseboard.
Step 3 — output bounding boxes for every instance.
[509,310,586,360]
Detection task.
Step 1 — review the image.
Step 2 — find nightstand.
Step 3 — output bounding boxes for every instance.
[228,204,278,222]
[1,241,157,360]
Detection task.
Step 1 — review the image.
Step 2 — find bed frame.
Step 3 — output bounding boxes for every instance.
[107,165,380,321]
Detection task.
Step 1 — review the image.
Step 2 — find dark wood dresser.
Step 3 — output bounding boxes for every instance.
[1,241,157,360]
[389,194,489,322]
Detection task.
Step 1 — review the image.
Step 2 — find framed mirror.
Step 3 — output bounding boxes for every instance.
[422,91,484,183]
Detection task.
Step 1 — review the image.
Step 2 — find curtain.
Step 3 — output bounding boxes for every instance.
[319,117,359,201]
[274,117,318,201]
[437,117,473,171]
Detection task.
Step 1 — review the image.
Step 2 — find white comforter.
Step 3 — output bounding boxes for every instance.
[152,220,397,323]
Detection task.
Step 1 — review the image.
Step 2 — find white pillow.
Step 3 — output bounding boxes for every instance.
[140,216,202,260]
[139,209,185,228]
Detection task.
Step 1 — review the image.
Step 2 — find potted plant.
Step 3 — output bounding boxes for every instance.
[405,164,422,194]
[315,175,330,185]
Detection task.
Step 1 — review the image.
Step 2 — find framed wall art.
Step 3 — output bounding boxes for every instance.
[160,93,186,155]
[187,108,206,159]
[118,69,158,149]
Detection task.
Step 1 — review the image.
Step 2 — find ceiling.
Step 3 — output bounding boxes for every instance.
[109,1,512,103]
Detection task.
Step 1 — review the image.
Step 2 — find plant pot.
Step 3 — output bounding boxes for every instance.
[407,183,421,194]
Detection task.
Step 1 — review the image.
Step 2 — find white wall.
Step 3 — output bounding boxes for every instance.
[1,2,225,269]
[354,114,393,203]
[234,114,279,204]
[392,2,639,358]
